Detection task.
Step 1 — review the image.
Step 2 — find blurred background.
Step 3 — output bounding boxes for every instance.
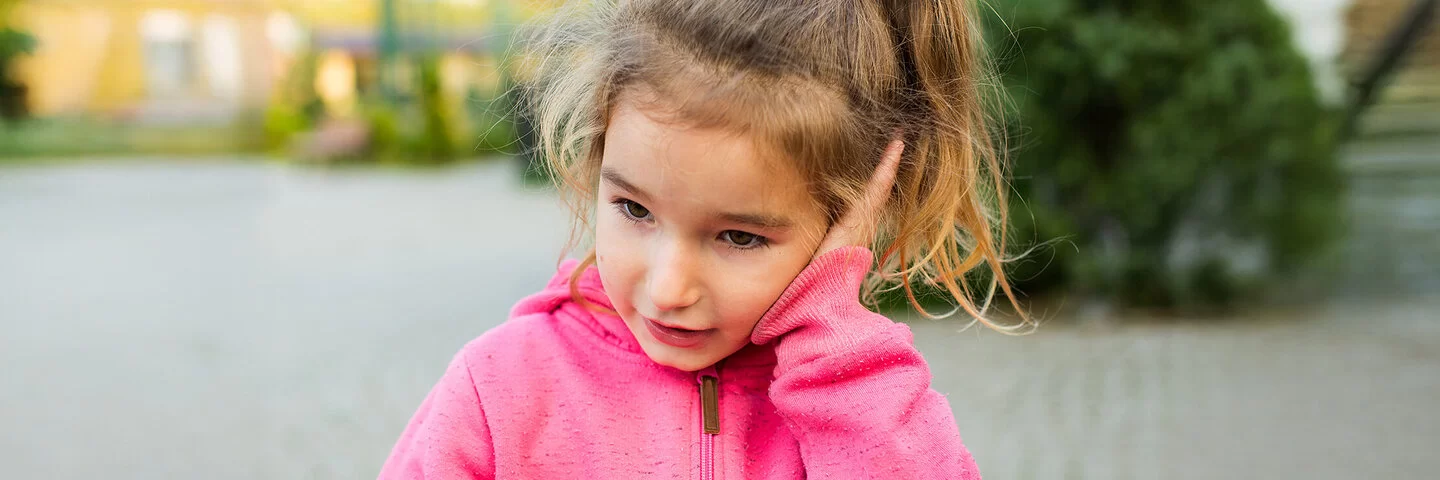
[0,0,1436,479]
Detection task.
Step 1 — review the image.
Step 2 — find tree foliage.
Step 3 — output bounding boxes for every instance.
[983,0,1344,308]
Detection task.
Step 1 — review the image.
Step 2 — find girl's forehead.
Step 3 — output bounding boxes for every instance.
[606,100,791,180]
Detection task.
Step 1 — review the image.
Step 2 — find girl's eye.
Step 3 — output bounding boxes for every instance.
[720,230,766,249]
[619,200,651,220]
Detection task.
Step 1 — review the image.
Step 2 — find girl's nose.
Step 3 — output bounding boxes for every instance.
[647,242,701,312]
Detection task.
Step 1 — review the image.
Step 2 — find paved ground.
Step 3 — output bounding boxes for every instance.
[1,157,1436,479]
[934,300,1440,480]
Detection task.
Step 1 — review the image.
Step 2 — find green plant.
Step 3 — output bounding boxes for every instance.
[412,54,455,163]
[0,7,37,123]
[982,0,1343,309]
[263,51,324,151]
[262,103,309,151]
[364,101,401,159]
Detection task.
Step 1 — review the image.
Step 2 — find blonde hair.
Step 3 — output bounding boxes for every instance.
[518,0,1032,333]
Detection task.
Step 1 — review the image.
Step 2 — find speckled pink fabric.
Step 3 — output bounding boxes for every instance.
[378,247,980,479]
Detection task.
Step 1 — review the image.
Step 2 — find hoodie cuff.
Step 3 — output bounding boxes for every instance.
[751,246,893,357]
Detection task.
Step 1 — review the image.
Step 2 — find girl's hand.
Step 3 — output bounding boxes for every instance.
[812,138,905,258]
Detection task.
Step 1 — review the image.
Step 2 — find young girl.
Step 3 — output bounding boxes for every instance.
[379,0,1028,478]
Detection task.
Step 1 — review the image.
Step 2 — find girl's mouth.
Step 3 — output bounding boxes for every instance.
[643,317,712,349]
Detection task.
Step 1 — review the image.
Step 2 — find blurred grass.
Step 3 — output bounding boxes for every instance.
[0,117,268,162]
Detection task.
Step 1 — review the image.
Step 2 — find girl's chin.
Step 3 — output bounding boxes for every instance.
[641,343,718,372]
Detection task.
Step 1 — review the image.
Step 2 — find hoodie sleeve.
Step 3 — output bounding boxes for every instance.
[378,344,495,480]
[751,246,981,479]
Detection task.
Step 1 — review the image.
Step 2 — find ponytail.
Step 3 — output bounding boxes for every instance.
[879,0,1032,332]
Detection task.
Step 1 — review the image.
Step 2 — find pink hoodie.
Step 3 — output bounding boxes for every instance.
[378,247,980,479]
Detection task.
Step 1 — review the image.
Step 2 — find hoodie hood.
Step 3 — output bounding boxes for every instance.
[508,259,644,355]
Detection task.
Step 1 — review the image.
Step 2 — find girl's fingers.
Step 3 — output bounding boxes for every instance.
[842,139,904,232]
[862,138,906,217]
[819,138,905,252]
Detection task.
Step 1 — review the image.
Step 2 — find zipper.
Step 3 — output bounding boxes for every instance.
[697,365,720,480]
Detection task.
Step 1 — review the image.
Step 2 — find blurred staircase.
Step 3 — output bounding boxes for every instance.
[1341,0,1440,136]
[1334,1,1440,298]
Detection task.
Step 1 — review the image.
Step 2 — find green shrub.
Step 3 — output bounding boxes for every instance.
[262,103,310,151]
[365,55,461,166]
[364,101,402,159]
[263,51,324,152]
[411,55,455,163]
[983,0,1344,308]
[0,23,37,122]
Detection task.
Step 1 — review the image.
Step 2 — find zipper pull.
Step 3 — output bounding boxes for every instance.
[697,366,720,434]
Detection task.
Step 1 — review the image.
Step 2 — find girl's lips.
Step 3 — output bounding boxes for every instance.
[643,317,711,349]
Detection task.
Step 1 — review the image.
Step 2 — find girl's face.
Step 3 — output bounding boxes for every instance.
[595,99,829,372]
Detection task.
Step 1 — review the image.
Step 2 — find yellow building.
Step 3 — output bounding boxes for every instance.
[11,0,301,121]
[9,0,551,122]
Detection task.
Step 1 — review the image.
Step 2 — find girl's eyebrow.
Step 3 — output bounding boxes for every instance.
[717,211,793,230]
[601,167,794,229]
[600,168,650,200]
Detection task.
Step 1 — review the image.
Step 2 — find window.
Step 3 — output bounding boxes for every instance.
[140,10,195,98]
